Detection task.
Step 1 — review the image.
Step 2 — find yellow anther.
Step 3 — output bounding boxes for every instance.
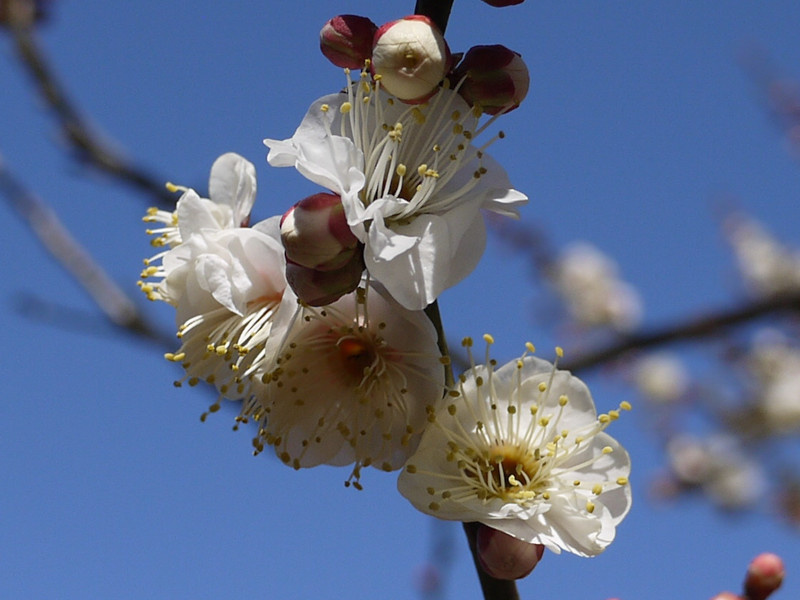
[616,477,629,486]
[538,382,547,392]
[340,102,352,114]
[620,401,633,411]
[555,346,564,358]
[586,501,595,513]
[483,333,495,345]
[165,182,179,193]
[559,395,568,406]
[602,446,613,454]
[525,342,536,353]
[396,164,407,176]
[592,483,603,495]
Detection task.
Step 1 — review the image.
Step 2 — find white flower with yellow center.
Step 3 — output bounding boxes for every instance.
[139,153,296,423]
[398,337,632,557]
[264,69,527,310]
[158,219,297,422]
[253,284,445,487]
[139,152,258,303]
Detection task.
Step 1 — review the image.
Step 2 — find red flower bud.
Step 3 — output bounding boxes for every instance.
[476,525,544,580]
[710,593,742,600]
[285,253,364,307]
[451,44,530,115]
[320,14,377,69]
[371,15,450,103]
[280,192,359,272]
[744,553,785,600]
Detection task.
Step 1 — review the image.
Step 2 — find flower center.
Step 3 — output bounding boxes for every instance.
[335,335,380,385]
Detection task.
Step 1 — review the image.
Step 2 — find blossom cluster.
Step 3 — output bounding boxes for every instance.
[138,11,632,574]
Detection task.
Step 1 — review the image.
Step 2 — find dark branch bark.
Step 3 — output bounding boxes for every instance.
[561,292,800,373]
[414,0,455,34]
[0,154,167,342]
[7,8,174,206]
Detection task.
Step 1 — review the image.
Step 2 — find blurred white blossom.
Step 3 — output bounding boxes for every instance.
[666,434,766,510]
[634,353,689,404]
[552,242,642,331]
[747,329,800,433]
[725,213,800,297]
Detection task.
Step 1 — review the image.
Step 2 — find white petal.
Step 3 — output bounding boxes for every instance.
[208,152,257,227]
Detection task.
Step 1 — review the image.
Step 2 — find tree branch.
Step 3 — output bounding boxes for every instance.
[6,3,174,206]
[561,292,800,373]
[0,152,166,342]
[414,0,455,34]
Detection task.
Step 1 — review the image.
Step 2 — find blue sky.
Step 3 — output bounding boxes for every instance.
[2,1,799,598]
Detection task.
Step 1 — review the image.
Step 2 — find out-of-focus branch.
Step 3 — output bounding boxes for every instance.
[5,1,174,206]
[414,0,454,34]
[0,153,167,342]
[562,292,800,373]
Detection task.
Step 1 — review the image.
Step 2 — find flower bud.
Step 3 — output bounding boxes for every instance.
[319,14,377,69]
[280,193,359,271]
[481,0,525,6]
[451,44,530,115]
[285,253,365,307]
[371,15,449,103]
[744,553,785,600]
[710,594,741,600]
[476,525,544,580]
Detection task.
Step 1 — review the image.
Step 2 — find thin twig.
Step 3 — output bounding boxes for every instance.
[0,153,164,341]
[561,292,800,373]
[6,3,174,206]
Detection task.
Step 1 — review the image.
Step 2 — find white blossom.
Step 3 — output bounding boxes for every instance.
[633,353,689,404]
[552,242,642,331]
[667,434,766,510]
[264,69,527,310]
[252,284,445,486]
[398,339,632,557]
[725,213,800,297]
[139,155,295,420]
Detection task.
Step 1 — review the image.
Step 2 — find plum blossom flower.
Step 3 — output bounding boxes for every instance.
[398,338,632,557]
[252,284,445,486]
[725,213,800,297]
[264,68,527,310]
[139,154,296,421]
[665,434,766,510]
[552,242,642,331]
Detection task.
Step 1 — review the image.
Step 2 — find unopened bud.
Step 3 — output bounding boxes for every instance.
[476,525,544,580]
[451,44,530,115]
[285,253,364,307]
[481,0,525,6]
[280,193,359,271]
[320,14,377,69]
[744,553,785,600]
[371,15,449,103]
[710,593,742,600]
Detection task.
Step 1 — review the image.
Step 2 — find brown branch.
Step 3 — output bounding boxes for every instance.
[0,152,165,342]
[414,0,455,34]
[6,3,174,206]
[561,292,800,373]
